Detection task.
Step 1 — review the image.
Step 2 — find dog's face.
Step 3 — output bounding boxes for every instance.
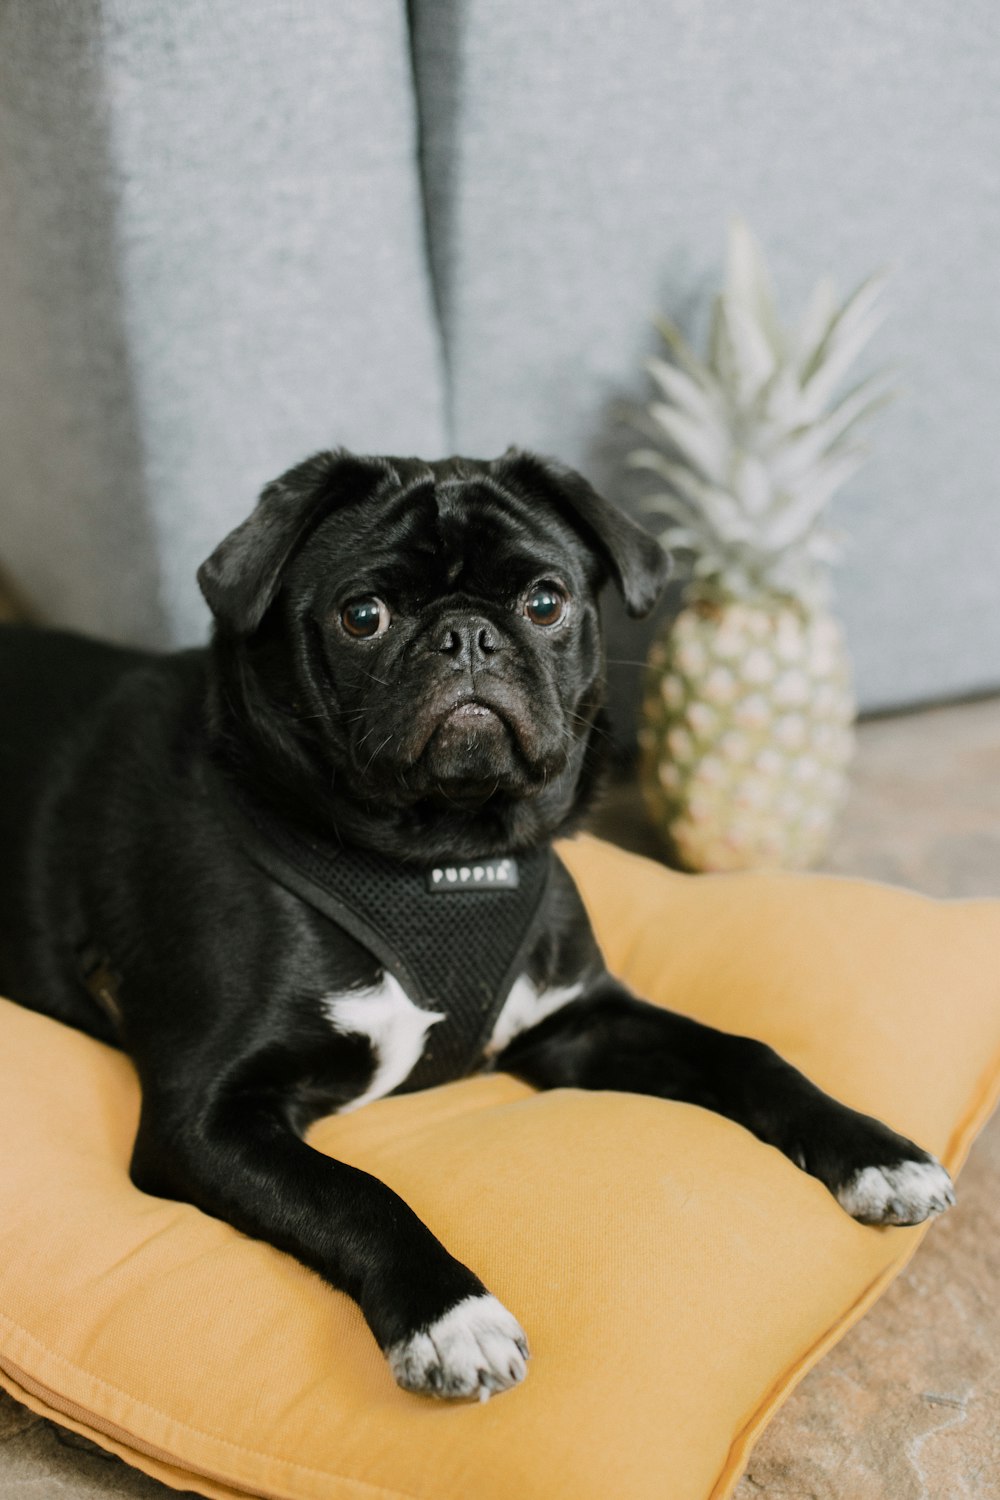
[199,450,668,855]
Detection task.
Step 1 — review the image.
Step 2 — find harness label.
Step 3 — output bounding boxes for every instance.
[426,858,519,893]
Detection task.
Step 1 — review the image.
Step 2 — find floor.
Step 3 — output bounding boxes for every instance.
[1,681,998,1498]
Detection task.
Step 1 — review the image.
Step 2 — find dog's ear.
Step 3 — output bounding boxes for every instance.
[494,450,671,618]
[198,450,388,634]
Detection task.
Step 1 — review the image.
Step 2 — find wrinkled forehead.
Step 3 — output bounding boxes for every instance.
[298,467,597,602]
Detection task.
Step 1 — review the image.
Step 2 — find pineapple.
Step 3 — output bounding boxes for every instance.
[633,219,893,872]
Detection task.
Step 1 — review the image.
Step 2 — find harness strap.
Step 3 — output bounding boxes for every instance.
[225,786,554,1090]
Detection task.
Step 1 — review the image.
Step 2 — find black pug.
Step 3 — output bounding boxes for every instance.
[0,449,954,1401]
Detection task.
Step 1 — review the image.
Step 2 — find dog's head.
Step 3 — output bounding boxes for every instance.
[199,449,669,857]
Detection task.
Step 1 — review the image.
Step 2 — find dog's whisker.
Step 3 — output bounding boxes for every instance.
[564,711,614,747]
[352,664,392,688]
[360,732,394,774]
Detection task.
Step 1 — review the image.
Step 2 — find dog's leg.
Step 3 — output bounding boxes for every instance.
[498,979,955,1226]
[129,1097,528,1399]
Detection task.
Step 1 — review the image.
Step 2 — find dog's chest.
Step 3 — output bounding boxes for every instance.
[236,800,555,1092]
[323,967,584,1110]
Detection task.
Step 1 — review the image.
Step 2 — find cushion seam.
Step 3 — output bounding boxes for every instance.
[0,1313,422,1500]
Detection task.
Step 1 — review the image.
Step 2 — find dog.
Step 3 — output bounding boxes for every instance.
[0,448,955,1401]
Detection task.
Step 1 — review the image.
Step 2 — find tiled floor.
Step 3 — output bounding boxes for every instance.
[1,689,998,1498]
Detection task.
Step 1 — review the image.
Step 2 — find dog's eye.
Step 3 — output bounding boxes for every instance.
[523,583,567,627]
[340,597,391,639]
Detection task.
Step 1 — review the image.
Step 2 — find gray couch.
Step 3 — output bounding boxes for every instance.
[2,0,998,737]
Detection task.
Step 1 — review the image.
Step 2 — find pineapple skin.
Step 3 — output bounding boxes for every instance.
[639,601,856,872]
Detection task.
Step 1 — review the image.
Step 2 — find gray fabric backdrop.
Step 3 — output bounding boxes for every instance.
[1,0,998,727]
[0,0,446,645]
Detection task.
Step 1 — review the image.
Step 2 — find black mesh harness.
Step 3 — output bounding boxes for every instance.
[230,792,555,1092]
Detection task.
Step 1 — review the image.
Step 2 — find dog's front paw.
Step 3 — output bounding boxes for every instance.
[387,1293,529,1401]
[837,1155,956,1226]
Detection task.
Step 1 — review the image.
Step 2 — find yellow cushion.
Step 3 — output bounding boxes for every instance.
[2,835,999,1500]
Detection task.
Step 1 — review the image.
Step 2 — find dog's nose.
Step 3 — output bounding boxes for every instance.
[430,615,502,665]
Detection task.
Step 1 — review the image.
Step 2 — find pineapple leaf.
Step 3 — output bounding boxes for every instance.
[645,357,720,426]
[800,269,890,414]
[731,453,772,517]
[648,402,729,482]
[725,216,784,358]
[767,396,873,486]
[623,405,684,445]
[718,565,755,597]
[760,450,868,547]
[653,316,715,387]
[707,292,773,405]
[802,310,888,420]
[791,275,839,376]
[638,491,703,528]
[657,526,703,551]
[722,299,779,400]
[802,446,870,508]
[804,530,843,562]
[749,364,808,436]
[627,452,712,515]
[821,374,897,445]
[751,368,891,464]
[635,456,753,541]
[626,447,683,478]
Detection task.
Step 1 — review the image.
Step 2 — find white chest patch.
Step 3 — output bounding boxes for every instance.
[322,973,445,1112]
[485,975,584,1059]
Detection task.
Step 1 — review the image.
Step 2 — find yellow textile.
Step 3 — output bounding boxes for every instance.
[1,835,999,1500]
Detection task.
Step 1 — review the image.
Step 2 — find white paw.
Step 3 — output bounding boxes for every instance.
[837,1157,956,1226]
[387,1293,530,1401]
